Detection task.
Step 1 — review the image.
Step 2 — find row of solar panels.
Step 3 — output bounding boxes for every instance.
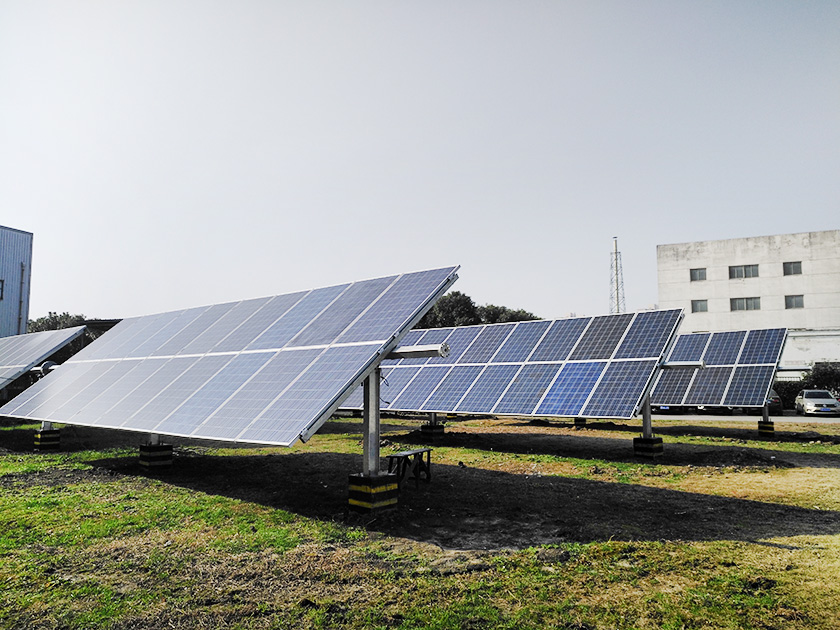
[342,309,683,419]
[0,266,786,447]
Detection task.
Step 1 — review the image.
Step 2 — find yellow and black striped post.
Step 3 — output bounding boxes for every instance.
[757,420,775,437]
[633,436,664,458]
[348,473,399,512]
[34,429,61,451]
[139,443,173,469]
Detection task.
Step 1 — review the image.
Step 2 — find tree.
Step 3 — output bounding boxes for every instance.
[477,304,539,324]
[417,291,481,329]
[806,362,840,395]
[417,291,539,328]
[28,312,87,333]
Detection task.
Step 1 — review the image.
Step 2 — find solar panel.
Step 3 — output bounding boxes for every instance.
[343,309,683,420]
[0,326,86,392]
[0,267,459,446]
[651,328,786,408]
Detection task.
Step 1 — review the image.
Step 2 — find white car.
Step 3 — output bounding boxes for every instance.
[794,390,840,416]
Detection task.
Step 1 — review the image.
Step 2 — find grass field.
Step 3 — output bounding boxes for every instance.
[1,414,839,629]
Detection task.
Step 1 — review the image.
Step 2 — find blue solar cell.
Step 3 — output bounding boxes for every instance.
[379,366,422,408]
[421,365,484,412]
[210,292,307,353]
[723,365,776,406]
[246,285,348,351]
[494,364,562,415]
[738,329,786,365]
[650,369,696,406]
[154,353,274,436]
[288,276,396,347]
[192,349,322,440]
[569,313,634,360]
[426,326,483,365]
[78,358,190,428]
[684,366,733,405]
[388,366,451,410]
[454,364,521,413]
[528,318,591,362]
[1,361,99,417]
[536,362,606,416]
[76,317,155,361]
[337,267,459,343]
[0,327,86,390]
[43,361,144,422]
[151,303,238,356]
[124,308,210,358]
[245,345,380,443]
[457,324,514,364]
[614,310,682,359]
[491,320,552,363]
[703,331,747,366]
[668,333,710,362]
[582,360,656,418]
[179,297,272,355]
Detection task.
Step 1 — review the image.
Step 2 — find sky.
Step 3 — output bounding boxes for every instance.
[1,1,838,322]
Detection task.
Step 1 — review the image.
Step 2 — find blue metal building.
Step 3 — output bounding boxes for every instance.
[0,225,33,337]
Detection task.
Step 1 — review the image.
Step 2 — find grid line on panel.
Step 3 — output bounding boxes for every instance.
[737,329,786,365]
[723,365,777,406]
[684,366,733,406]
[491,320,553,363]
[568,313,634,360]
[493,364,562,415]
[458,324,515,364]
[668,333,711,363]
[380,366,422,408]
[703,331,747,366]
[581,360,656,418]
[388,366,452,411]
[614,310,682,359]
[246,285,348,351]
[288,276,397,348]
[535,362,607,417]
[421,365,484,412]
[454,364,521,414]
[650,369,696,407]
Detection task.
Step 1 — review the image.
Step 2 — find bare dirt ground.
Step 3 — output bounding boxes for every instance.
[4,415,838,552]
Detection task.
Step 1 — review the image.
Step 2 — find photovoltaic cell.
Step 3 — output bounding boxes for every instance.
[0,267,459,446]
[568,313,634,360]
[0,326,86,390]
[651,328,786,409]
[346,309,682,420]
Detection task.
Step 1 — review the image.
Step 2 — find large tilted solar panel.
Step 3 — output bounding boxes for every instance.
[650,328,786,408]
[0,326,86,390]
[0,267,459,445]
[342,309,683,419]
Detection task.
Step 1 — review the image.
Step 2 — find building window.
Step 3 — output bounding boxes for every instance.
[729,264,759,279]
[783,261,802,276]
[731,297,760,311]
[0,279,4,300]
[689,268,706,281]
[691,299,708,313]
[785,295,804,309]
[690,268,707,281]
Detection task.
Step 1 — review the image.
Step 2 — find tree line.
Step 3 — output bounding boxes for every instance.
[416,291,538,328]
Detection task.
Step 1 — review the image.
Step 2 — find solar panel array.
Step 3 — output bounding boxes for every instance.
[0,267,459,446]
[0,327,86,391]
[651,328,786,408]
[342,309,683,419]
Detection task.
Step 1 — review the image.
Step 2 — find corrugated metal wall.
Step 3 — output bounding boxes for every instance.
[0,225,33,337]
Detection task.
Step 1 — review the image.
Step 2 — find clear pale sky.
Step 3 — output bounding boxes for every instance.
[2,1,838,322]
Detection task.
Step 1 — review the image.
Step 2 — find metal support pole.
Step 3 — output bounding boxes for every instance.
[149,433,160,446]
[762,403,770,423]
[430,412,438,426]
[40,421,53,431]
[362,368,381,476]
[641,395,653,440]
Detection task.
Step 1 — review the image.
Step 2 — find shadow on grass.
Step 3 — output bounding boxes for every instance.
[77,445,840,551]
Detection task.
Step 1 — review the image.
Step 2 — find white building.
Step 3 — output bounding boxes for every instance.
[657,230,840,372]
[0,225,33,337]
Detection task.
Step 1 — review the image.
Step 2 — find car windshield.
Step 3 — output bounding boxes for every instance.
[805,391,832,399]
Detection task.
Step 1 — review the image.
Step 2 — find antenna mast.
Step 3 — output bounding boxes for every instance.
[609,237,626,314]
